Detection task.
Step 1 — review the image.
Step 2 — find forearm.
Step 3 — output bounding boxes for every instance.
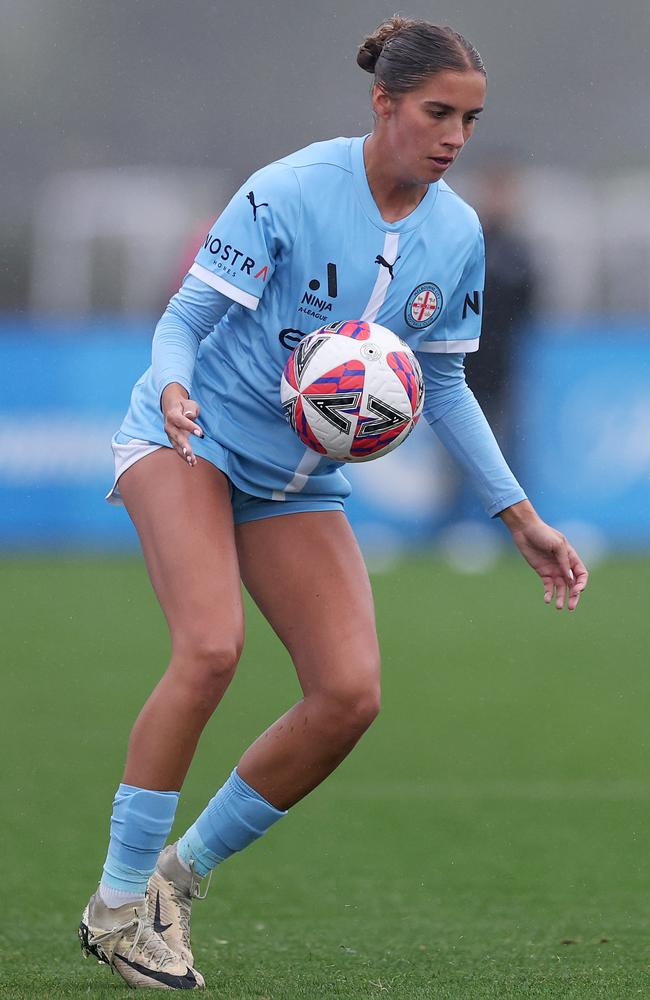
[152,310,200,401]
[151,275,232,401]
[498,498,540,529]
[424,384,526,518]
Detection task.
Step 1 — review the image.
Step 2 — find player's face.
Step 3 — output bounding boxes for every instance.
[374,70,486,184]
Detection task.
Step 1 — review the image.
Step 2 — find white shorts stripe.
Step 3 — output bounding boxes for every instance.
[106,438,163,505]
[271,448,323,500]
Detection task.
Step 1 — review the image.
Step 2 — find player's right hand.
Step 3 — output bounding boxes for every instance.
[161,383,204,466]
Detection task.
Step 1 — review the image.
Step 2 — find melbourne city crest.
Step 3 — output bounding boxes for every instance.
[404,282,443,330]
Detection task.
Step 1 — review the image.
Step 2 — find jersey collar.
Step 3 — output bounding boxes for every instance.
[350,135,439,233]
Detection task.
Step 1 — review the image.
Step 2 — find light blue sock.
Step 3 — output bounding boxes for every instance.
[177,769,286,877]
[100,783,179,897]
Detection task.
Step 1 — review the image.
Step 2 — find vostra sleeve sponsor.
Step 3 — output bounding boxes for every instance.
[190,161,301,311]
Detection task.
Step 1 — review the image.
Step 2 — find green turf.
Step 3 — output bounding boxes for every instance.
[1,554,649,999]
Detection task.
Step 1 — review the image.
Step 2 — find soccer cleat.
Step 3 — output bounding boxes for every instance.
[147,844,210,968]
[79,891,205,990]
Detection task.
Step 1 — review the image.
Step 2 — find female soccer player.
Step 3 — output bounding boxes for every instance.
[80,16,588,990]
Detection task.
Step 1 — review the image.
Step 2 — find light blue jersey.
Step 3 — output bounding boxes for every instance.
[120,135,525,514]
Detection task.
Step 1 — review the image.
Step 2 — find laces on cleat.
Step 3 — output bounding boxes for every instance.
[80,893,204,989]
[189,864,212,901]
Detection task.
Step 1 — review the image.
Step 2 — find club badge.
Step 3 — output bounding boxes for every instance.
[404,282,443,329]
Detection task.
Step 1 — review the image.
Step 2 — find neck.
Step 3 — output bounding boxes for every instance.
[363,133,430,223]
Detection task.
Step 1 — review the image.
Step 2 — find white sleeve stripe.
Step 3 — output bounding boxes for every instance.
[417,337,480,354]
[188,262,260,311]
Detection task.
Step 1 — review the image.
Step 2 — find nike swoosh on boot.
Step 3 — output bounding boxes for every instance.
[153,890,173,934]
[113,952,199,989]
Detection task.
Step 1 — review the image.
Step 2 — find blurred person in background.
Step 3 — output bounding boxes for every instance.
[78,16,587,992]
[465,162,537,446]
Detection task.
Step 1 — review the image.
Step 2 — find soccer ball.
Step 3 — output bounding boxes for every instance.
[280,320,424,463]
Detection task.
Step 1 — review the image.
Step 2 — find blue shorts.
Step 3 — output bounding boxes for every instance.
[106,432,345,525]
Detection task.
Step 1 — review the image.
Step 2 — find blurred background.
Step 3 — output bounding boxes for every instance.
[2,0,649,563]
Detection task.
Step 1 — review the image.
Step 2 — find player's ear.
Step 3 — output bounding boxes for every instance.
[371,83,395,121]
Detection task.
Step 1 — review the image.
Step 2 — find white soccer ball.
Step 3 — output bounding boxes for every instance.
[280,320,424,463]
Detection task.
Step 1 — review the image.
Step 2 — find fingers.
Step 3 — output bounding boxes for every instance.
[541,541,570,610]
[543,577,564,608]
[545,534,575,611]
[558,543,589,612]
[182,445,197,467]
[543,542,589,612]
[553,574,568,611]
[182,401,202,427]
[567,545,589,612]
[164,398,203,465]
[180,405,204,465]
[543,576,554,606]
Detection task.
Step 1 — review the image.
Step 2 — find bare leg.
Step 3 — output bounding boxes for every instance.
[118,450,245,791]
[235,511,380,810]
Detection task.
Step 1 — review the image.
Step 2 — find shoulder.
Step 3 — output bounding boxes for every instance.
[272,137,356,198]
[245,158,301,201]
[244,137,354,211]
[436,179,482,248]
[277,136,355,174]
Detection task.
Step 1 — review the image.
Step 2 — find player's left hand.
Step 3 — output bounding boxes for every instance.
[501,502,588,611]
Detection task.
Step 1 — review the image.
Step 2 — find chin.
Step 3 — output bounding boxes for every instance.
[417,157,445,180]
[423,165,446,183]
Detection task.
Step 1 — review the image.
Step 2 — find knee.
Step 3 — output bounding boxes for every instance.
[318,673,381,740]
[345,685,381,734]
[171,628,243,696]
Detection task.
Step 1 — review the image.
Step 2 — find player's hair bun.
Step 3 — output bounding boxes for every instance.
[356,15,414,74]
[356,16,485,92]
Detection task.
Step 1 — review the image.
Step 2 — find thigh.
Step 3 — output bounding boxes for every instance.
[118,449,244,643]
[234,510,379,694]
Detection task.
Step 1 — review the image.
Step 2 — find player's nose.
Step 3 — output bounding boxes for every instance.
[443,118,466,149]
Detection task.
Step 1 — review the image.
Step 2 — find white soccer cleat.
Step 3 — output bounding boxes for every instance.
[147,844,209,969]
[79,891,205,990]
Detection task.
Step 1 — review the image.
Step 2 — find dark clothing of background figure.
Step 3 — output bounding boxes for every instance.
[465,221,536,449]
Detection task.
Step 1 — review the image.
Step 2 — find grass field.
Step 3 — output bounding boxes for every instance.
[2,554,650,999]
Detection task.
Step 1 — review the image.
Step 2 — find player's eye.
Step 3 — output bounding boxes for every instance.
[428,109,446,118]
[465,114,481,123]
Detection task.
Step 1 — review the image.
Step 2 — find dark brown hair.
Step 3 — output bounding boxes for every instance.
[357,15,485,94]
